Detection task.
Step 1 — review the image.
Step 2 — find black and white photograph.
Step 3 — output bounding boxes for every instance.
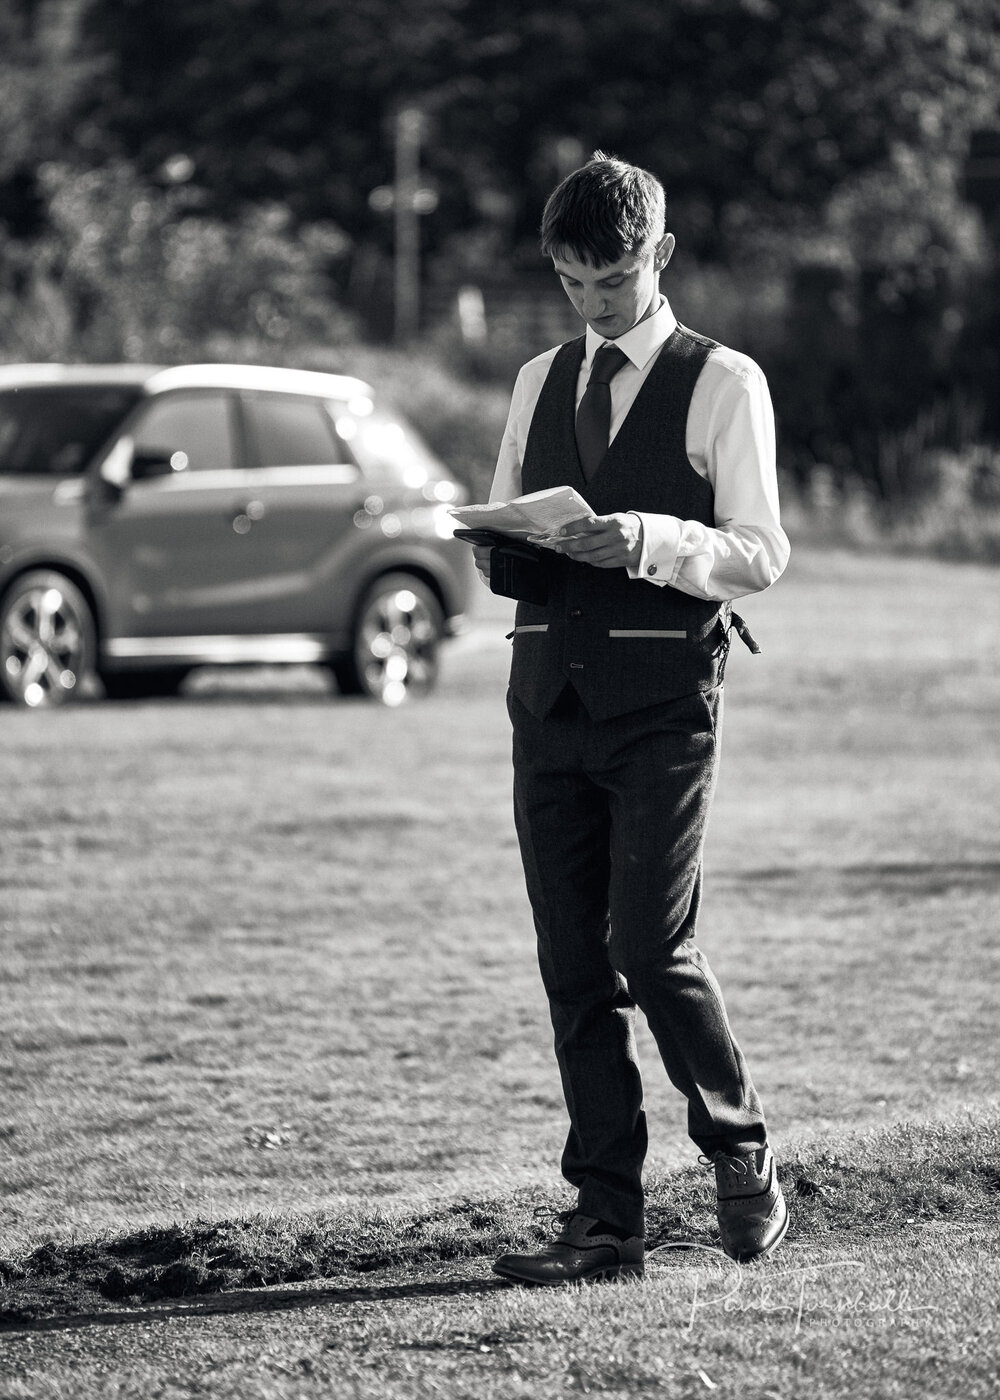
[1,2,998,1396]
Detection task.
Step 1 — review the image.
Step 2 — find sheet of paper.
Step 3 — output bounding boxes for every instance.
[449,486,594,537]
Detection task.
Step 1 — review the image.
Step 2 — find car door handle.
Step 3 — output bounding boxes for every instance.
[232,500,266,534]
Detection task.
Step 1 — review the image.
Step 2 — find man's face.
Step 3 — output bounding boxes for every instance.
[551,234,675,340]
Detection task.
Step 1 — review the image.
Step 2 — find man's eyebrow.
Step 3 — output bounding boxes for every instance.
[554,266,635,282]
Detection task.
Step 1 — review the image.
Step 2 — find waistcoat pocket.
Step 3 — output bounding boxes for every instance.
[608,628,687,639]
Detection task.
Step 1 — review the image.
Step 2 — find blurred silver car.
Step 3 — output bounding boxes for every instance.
[0,363,472,707]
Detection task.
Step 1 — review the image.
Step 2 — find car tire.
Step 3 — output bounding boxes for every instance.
[99,667,192,700]
[332,572,444,706]
[0,570,96,708]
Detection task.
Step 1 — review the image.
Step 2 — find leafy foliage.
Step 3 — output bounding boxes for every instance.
[65,0,1000,254]
[0,160,354,361]
[0,0,998,513]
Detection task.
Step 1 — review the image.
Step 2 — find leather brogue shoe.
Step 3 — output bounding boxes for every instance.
[711,1145,789,1263]
[493,1212,644,1285]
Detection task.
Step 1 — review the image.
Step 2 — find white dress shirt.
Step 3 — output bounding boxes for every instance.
[490,296,790,602]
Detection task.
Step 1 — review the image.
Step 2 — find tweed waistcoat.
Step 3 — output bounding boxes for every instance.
[509,325,728,721]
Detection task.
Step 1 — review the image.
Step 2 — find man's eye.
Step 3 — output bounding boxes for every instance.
[602,279,625,289]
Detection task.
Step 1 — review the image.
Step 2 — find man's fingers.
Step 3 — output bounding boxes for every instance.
[563,530,616,555]
[561,543,617,566]
[472,544,492,581]
[555,515,639,570]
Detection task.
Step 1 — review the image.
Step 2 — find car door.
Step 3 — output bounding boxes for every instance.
[86,389,269,638]
[233,391,370,633]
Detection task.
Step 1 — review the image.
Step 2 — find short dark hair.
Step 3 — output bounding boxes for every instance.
[540,151,666,266]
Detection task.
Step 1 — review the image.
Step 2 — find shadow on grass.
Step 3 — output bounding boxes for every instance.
[3,1107,997,1333]
[0,1271,510,1334]
[718,860,1000,896]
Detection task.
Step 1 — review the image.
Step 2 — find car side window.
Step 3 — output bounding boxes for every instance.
[0,387,141,476]
[243,394,348,467]
[132,393,236,472]
[343,401,440,485]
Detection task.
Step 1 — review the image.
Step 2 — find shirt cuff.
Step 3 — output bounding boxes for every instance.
[627,511,682,584]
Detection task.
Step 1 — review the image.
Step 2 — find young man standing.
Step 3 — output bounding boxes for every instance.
[478,153,791,1285]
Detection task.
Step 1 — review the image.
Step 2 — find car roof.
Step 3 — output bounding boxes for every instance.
[0,362,373,398]
[0,364,162,389]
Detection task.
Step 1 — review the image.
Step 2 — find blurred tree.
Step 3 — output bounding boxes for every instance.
[0,0,97,237]
[0,161,355,361]
[2,0,997,511]
[72,0,475,234]
[68,0,999,258]
[768,146,992,498]
[60,0,999,365]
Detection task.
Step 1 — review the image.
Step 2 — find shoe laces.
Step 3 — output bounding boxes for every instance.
[699,1151,750,1177]
[532,1205,576,1232]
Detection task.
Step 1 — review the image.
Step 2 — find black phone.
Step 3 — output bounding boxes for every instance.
[453,529,550,605]
[452,528,508,547]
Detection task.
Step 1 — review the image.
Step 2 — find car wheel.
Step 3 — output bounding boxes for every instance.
[0,570,96,708]
[99,667,192,700]
[332,572,444,706]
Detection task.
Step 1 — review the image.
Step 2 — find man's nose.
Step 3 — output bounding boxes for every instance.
[582,289,607,318]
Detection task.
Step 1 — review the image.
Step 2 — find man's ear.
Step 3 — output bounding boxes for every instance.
[654,233,676,271]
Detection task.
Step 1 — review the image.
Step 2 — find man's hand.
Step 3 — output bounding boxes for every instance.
[531,513,643,569]
[472,543,492,583]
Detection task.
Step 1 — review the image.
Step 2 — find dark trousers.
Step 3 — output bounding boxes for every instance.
[508,683,767,1237]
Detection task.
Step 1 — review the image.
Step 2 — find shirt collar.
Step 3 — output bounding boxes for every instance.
[584,295,678,371]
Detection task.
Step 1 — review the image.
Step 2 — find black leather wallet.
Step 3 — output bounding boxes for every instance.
[453,529,551,605]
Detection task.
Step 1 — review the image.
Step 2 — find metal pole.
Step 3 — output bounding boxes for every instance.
[394,105,423,345]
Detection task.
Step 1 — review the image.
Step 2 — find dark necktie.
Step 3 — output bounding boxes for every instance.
[575,343,629,480]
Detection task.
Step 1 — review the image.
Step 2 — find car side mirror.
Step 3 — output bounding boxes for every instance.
[132,448,188,480]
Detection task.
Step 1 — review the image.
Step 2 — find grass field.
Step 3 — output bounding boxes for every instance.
[1,543,999,1397]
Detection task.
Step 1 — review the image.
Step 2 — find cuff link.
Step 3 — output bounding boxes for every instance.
[646,564,658,576]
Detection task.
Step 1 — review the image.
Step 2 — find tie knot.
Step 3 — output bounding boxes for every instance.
[589,344,629,385]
